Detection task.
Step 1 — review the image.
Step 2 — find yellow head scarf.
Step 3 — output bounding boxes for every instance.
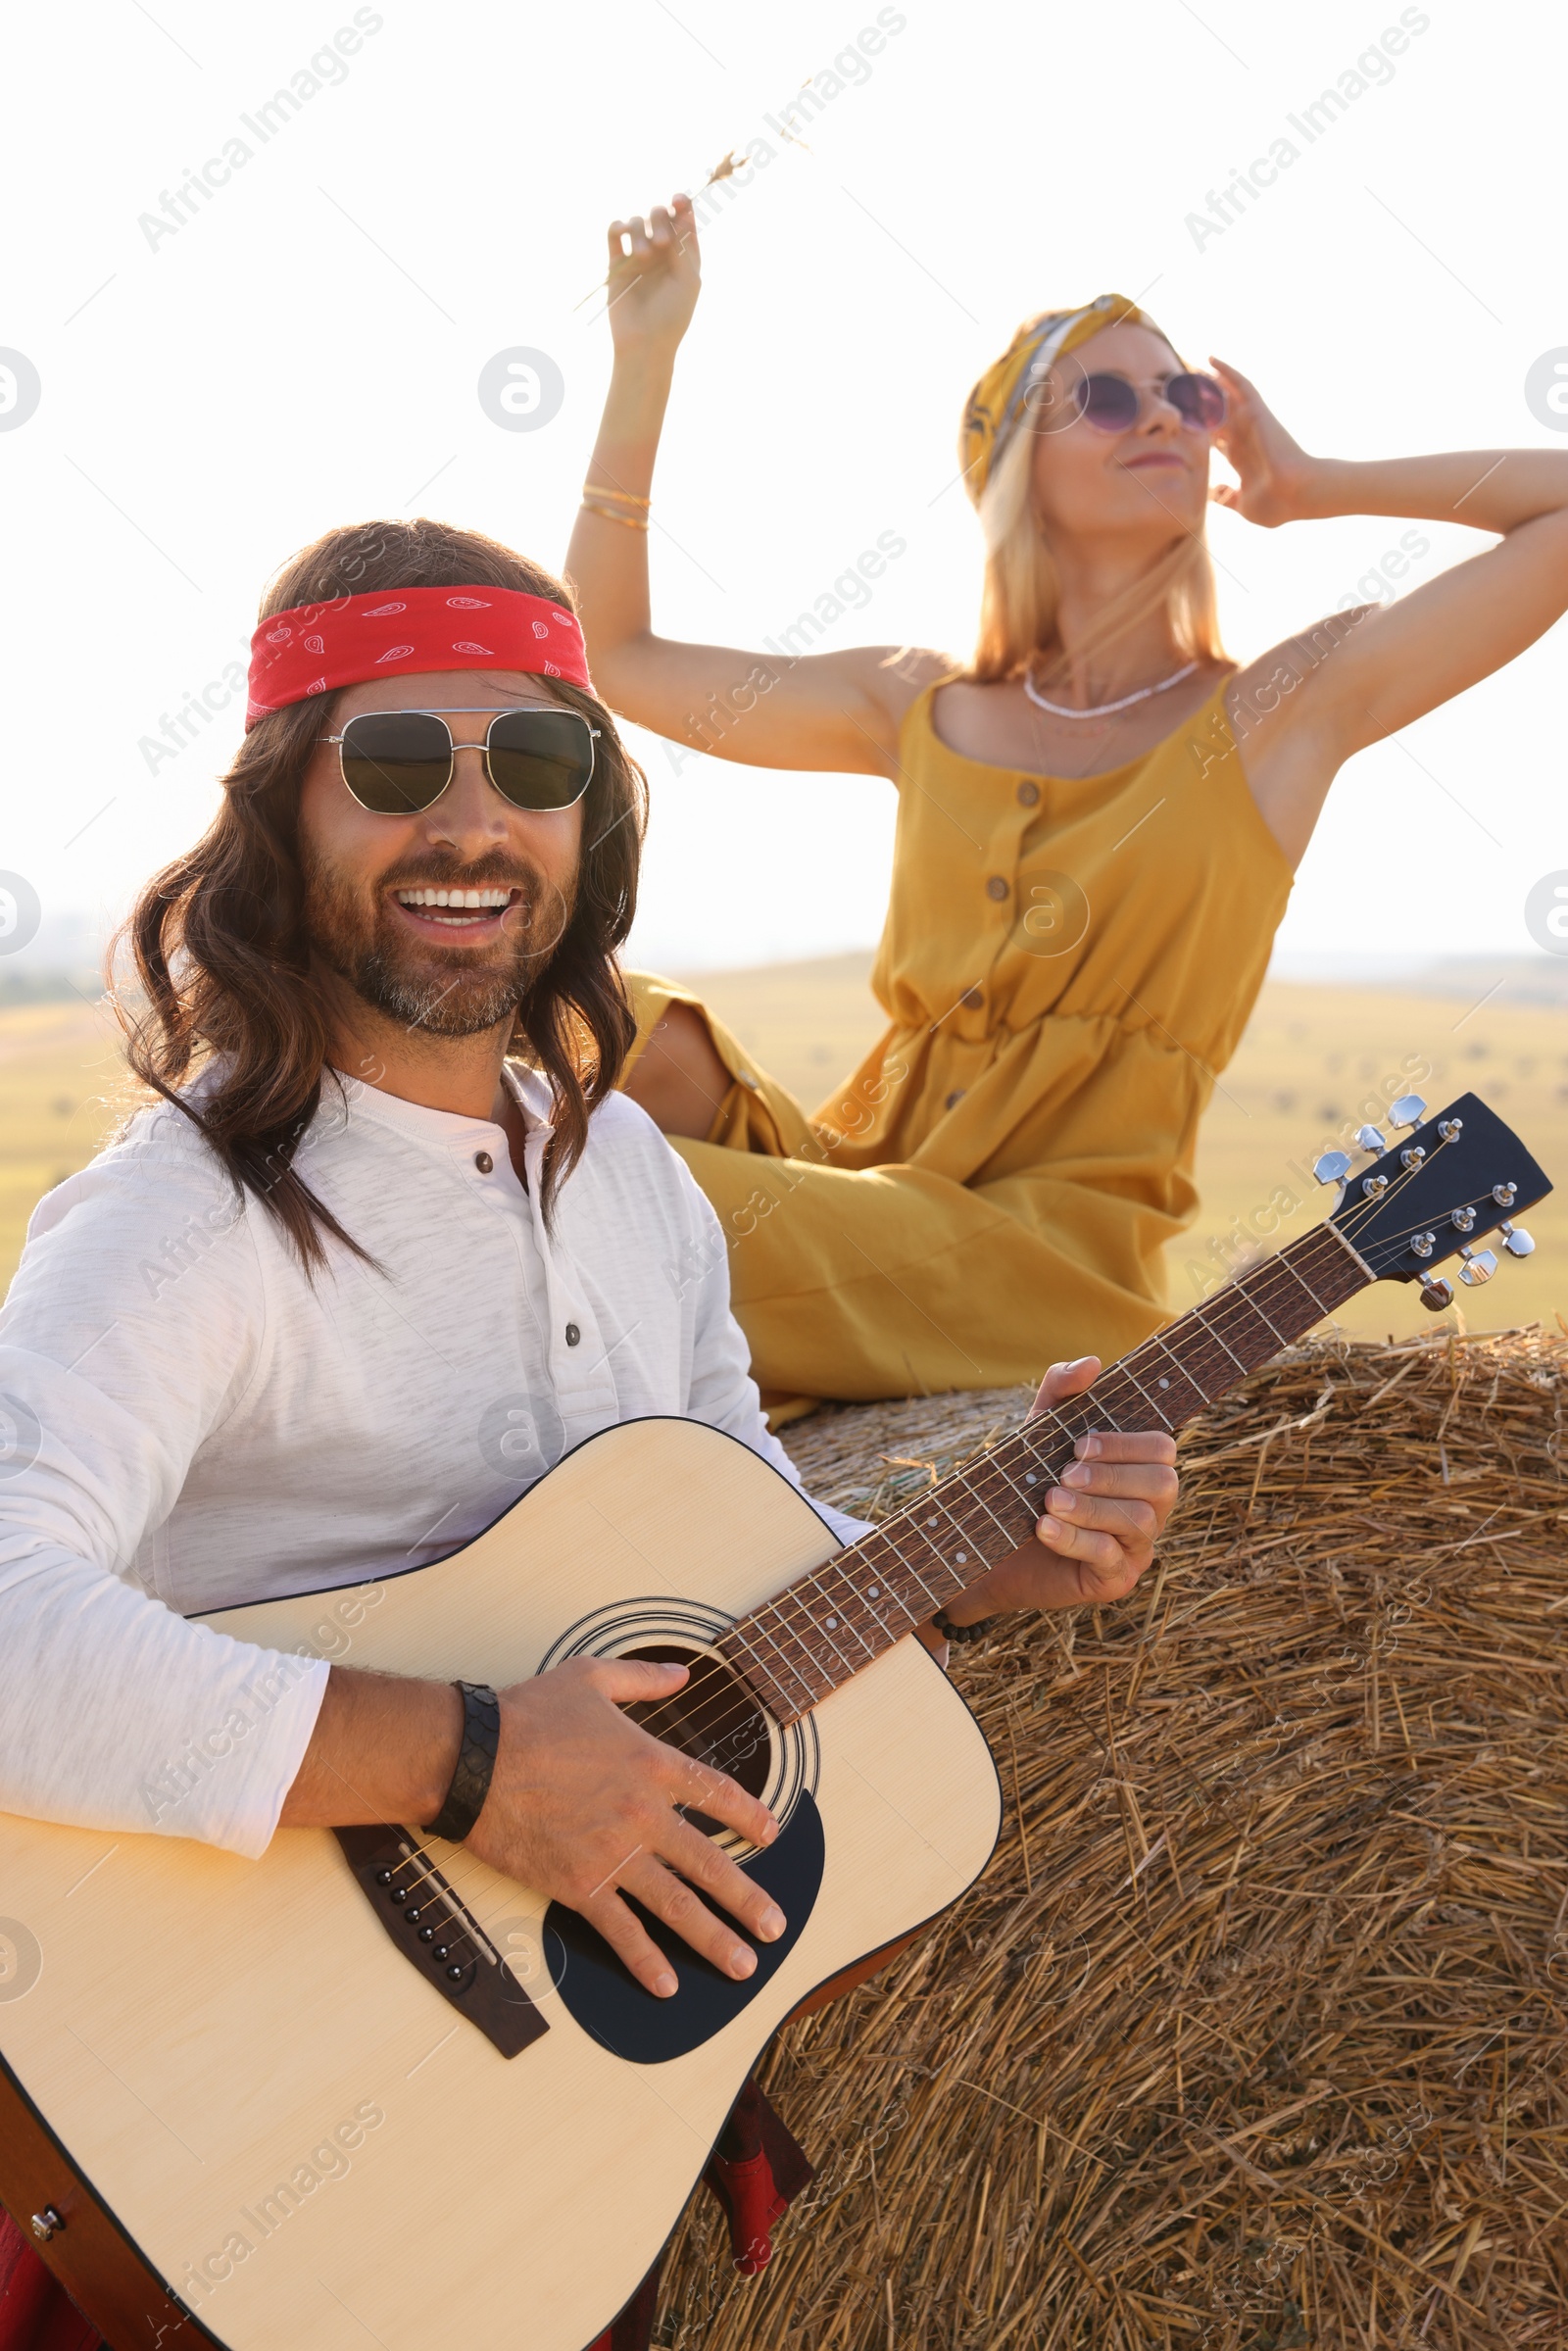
[958,293,1171,506]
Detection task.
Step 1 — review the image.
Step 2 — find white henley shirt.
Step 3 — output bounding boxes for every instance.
[0,1066,864,1858]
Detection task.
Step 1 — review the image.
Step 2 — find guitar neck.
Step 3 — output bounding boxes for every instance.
[719,1219,1372,1726]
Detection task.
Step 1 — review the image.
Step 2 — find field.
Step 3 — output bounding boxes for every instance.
[2,959,1565,1347]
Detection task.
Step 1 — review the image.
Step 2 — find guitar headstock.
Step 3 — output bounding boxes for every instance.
[1321,1092,1551,1307]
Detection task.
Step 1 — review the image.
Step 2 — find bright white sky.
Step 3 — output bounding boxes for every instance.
[4,0,1564,977]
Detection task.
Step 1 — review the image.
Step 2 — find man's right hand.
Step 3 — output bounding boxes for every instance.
[466,1655,783,1997]
[281,1655,783,1999]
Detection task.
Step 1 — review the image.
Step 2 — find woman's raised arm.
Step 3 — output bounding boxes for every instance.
[564,198,944,778]
[1210,360,1568,863]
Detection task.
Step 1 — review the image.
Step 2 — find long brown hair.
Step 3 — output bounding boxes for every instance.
[115,520,646,1265]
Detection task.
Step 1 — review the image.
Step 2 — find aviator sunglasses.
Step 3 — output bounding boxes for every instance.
[319,707,599,816]
[1070,368,1227,434]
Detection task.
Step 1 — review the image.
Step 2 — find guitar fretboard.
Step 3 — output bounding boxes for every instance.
[718,1220,1369,1725]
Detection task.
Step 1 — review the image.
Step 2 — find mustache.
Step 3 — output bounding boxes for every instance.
[376,853,544,894]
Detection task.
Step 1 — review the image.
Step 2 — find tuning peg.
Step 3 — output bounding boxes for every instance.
[1419,1276,1454,1311]
[1313,1150,1351,1185]
[1500,1222,1535,1257]
[1353,1124,1388,1153]
[1492,1182,1517,1206]
[1458,1247,1498,1288]
[1389,1095,1428,1129]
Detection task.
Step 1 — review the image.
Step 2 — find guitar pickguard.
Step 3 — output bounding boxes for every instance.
[542,1789,825,2063]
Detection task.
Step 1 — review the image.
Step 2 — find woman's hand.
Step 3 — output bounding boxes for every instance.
[605,196,702,362]
[1207,358,1316,529]
[930,1355,1180,1632]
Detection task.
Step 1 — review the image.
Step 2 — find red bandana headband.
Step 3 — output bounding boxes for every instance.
[244,585,594,729]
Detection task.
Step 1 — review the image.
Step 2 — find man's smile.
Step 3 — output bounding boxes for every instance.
[389,884,525,936]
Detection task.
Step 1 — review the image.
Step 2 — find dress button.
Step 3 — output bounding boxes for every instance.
[960,987,983,1009]
[985,875,1009,902]
[564,1323,581,1347]
[473,1151,494,1174]
[739,1071,760,1091]
[946,1089,965,1110]
[1016,780,1040,808]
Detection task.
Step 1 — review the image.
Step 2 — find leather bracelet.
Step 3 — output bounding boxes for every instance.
[932,1608,1000,1646]
[423,1681,501,1843]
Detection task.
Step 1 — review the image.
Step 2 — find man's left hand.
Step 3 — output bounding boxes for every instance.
[925,1355,1179,1639]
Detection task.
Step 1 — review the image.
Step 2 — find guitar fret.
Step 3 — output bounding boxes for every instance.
[718,1623,806,1719]
[1140,1337,1208,1419]
[874,1523,960,1614]
[911,1493,985,1580]
[829,1551,908,1652]
[795,1562,879,1668]
[741,1607,829,1711]
[969,1460,1041,1543]
[944,1471,1019,1550]
[1188,1300,1250,1376]
[1273,1249,1331,1321]
[1107,1358,1176,1429]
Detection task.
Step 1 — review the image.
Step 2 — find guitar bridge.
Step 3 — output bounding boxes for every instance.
[334,1826,548,2059]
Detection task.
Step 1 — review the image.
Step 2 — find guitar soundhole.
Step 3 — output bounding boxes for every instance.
[622,1643,772,1834]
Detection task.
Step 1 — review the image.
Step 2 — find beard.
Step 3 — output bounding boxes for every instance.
[300,843,577,1038]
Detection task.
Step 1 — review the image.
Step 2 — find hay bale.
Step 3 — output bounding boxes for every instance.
[656,1331,1568,2349]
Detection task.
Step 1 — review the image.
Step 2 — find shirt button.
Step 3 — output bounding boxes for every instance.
[1016,780,1040,808]
[564,1323,581,1347]
[986,875,1009,902]
[473,1151,494,1174]
[739,1071,760,1091]
[946,1089,965,1110]
[960,987,983,1009]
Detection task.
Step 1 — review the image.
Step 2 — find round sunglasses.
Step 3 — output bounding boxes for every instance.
[319,708,599,816]
[1071,369,1227,435]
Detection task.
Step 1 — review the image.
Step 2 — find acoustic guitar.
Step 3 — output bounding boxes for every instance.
[0,1091,1548,2350]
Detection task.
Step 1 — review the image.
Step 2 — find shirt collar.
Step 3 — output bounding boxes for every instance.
[323,1062,556,1151]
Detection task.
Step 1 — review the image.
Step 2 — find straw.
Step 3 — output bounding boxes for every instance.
[654,1328,1568,2349]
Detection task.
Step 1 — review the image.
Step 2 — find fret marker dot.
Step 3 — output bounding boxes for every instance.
[825,1616,839,1630]
[925,1517,938,1528]
[956,1552,967,1564]
[1158,1378,1169,1390]
[867,1586,880,1599]
[1025,1473,1037,1486]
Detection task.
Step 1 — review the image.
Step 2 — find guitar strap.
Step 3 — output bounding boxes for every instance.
[587,2074,815,2351]
[0,2208,98,2351]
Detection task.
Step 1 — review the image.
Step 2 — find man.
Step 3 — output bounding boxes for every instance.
[0,520,1178,2351]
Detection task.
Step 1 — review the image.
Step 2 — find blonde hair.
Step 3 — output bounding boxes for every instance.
[967,404,1228,686]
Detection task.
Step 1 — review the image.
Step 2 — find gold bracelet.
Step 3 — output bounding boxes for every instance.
[582,481,651,509]
[580,499,650,531]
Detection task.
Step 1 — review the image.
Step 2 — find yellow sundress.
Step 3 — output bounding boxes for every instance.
[622,676,1293,1401]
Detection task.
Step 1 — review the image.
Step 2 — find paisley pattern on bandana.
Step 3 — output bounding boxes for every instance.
[245,586,593,727]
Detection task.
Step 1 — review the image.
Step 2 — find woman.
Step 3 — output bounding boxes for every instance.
[566,196,1568,1411]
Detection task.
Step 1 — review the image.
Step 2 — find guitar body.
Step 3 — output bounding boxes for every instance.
[0,1419,1001,2351]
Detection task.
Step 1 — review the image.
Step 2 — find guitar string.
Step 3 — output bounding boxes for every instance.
[368,1215,1439,1964]
[376,1129,1499,1933]
[449,1162,1448,1826]
[380,1225,1367,1935]
[602,1131,1475,1761]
